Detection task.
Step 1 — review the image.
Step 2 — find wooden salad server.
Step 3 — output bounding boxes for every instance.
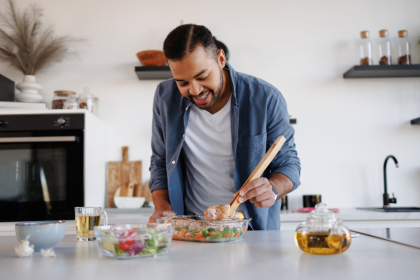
[229,135,287,216]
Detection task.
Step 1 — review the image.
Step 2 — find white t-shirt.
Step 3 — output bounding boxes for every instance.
[183,95,243,215]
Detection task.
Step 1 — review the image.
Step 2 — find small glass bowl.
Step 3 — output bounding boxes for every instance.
[94,223,174,259]
[156,215,252,243]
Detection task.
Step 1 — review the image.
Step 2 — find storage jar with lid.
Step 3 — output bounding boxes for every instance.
[63,93,79,109]
[52,90,76,109]
[78,87,94,113]
[359,31,373,65]
[294,203,352,255]
[397,30,411,65]
[378,30,392,65]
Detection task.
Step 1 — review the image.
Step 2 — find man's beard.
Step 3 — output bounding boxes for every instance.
[189,67,224,110]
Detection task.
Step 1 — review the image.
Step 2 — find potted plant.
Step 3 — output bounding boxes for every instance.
[0,0,77,102]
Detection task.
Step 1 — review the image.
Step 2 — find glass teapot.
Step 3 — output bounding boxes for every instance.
[294,203,351,255]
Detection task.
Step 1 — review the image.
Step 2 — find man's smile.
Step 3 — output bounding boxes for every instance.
[193,91,211,105]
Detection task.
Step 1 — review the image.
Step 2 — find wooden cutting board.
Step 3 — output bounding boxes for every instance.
[107,147,142,208]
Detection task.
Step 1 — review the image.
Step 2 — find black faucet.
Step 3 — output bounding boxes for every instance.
[383,155,398,207]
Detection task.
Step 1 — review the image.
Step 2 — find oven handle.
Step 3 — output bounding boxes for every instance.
[0,136,77,143]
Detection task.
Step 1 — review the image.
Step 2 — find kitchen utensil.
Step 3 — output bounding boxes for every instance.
[74,207,108,241]
[156,215,252,243]
[229,135,286,215]
[107,147,142,207]
[15,221,66,251]
[303,194,321,207]
[295,203,351,255]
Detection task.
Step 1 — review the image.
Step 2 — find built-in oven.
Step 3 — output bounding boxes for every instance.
[0,112,106,222]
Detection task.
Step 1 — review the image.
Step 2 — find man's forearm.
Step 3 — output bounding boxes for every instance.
[269,173,293,200]
[152,189,173,211]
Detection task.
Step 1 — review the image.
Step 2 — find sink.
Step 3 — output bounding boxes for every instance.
[357,207,420,212]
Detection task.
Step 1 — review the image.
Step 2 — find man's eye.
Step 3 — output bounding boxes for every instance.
[197,76,208,81]
[181,82,188,86]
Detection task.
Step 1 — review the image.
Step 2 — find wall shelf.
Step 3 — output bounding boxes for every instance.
[343,65,420,78]
[135,66,172,80]
[411,118,420,125]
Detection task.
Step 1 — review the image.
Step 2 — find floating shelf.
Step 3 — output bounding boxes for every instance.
[135,66,172,80]
[343,64,420,78]
[411,118,420,125]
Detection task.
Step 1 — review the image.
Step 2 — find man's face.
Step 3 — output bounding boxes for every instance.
[169,46,224,110]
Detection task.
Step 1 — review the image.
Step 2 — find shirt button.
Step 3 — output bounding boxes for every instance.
[183,134,185,138]
[172,160,176,164]
[186,107,188,111]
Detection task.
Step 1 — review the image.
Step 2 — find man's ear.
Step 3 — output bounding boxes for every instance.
[217,49,227,68]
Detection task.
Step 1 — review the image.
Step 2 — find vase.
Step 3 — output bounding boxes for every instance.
[15,75,43,102]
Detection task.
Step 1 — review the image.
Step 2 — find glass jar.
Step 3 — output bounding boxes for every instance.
[52,90,76,109]
[378,30,392,65]
[359,31,373,65]
[63,93,79,109]
[78,87,94,113]
[397,30,411,65]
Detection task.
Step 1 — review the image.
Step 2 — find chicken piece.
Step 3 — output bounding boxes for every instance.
[175,219,192,228]
[188,221,206,231]
[204,204,231,220]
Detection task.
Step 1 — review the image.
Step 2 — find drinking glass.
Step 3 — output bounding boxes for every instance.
[74,207,108,241]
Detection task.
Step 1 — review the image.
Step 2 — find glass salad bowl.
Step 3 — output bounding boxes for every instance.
[94,223,174,259]
[156,215,252,243]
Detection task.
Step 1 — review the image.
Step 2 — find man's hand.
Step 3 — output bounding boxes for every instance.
[148,210,176,223]
[238,174,293,208]
[148,189,175,223]
[238,177,275,208]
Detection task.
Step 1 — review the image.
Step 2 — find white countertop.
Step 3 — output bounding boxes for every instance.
[0,230,418,280]
[1,208,419,236]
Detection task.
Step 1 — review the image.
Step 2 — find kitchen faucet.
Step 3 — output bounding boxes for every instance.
[383,155,398,207]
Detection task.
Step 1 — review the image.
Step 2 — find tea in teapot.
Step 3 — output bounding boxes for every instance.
[294,203,351,255]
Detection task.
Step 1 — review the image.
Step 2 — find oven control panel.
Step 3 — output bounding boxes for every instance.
[0,114,84,131]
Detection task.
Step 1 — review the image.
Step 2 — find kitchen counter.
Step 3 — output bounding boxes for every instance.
[0,230,418,280]
[1,207,419,236]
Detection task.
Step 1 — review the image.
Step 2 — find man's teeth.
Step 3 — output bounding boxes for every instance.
[196,92,209,100]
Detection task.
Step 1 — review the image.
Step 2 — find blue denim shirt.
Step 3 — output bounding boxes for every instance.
[149,62,301,230]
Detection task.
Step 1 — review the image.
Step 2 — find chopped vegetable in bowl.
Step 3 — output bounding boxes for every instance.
[94,223,174,259]
[156,215,251,243]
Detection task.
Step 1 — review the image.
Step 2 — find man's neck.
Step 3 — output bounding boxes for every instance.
[206,68,232,114]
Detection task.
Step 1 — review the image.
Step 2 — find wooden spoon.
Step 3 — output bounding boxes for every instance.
[229,135,287,216]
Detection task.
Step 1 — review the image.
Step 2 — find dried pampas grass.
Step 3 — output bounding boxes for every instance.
[0,0,79,75]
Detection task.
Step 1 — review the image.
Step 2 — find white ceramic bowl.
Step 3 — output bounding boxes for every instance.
[15,221,66,251]
[114,197,145,209]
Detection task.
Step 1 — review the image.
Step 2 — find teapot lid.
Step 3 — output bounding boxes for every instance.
[306,203,336,224]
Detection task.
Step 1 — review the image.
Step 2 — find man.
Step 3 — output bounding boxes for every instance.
[148,24,300,230]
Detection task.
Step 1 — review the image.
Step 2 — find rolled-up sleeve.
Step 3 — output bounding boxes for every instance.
[267,89,301,191]
[149,85,168,192]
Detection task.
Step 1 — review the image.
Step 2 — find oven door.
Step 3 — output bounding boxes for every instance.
[0,131,84,222]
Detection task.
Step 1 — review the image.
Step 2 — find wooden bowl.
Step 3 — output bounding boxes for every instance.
[136,50,167,66]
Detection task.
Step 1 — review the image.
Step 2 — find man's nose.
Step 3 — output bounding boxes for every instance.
[189,82,202,96]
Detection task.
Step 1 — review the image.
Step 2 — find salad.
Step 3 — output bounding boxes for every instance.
[94,224,174,259]
[156,215,252,243]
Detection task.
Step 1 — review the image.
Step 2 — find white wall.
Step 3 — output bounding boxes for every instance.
[1,0,420,210]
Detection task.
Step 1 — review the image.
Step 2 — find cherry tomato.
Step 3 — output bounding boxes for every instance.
[118,240,134,251]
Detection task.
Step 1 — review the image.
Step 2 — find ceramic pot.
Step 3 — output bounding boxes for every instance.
[15,75,43,102]
[136,50,167,66]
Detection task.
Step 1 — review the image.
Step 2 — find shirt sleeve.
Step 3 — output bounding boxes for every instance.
[149,85,169,192]
[266,89,301,191]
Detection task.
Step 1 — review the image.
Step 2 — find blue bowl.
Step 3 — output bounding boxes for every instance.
[15,221,66,251]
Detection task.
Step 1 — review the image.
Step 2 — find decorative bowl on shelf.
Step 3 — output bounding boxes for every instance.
[114,196,145,209]
[136,50,167,66]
